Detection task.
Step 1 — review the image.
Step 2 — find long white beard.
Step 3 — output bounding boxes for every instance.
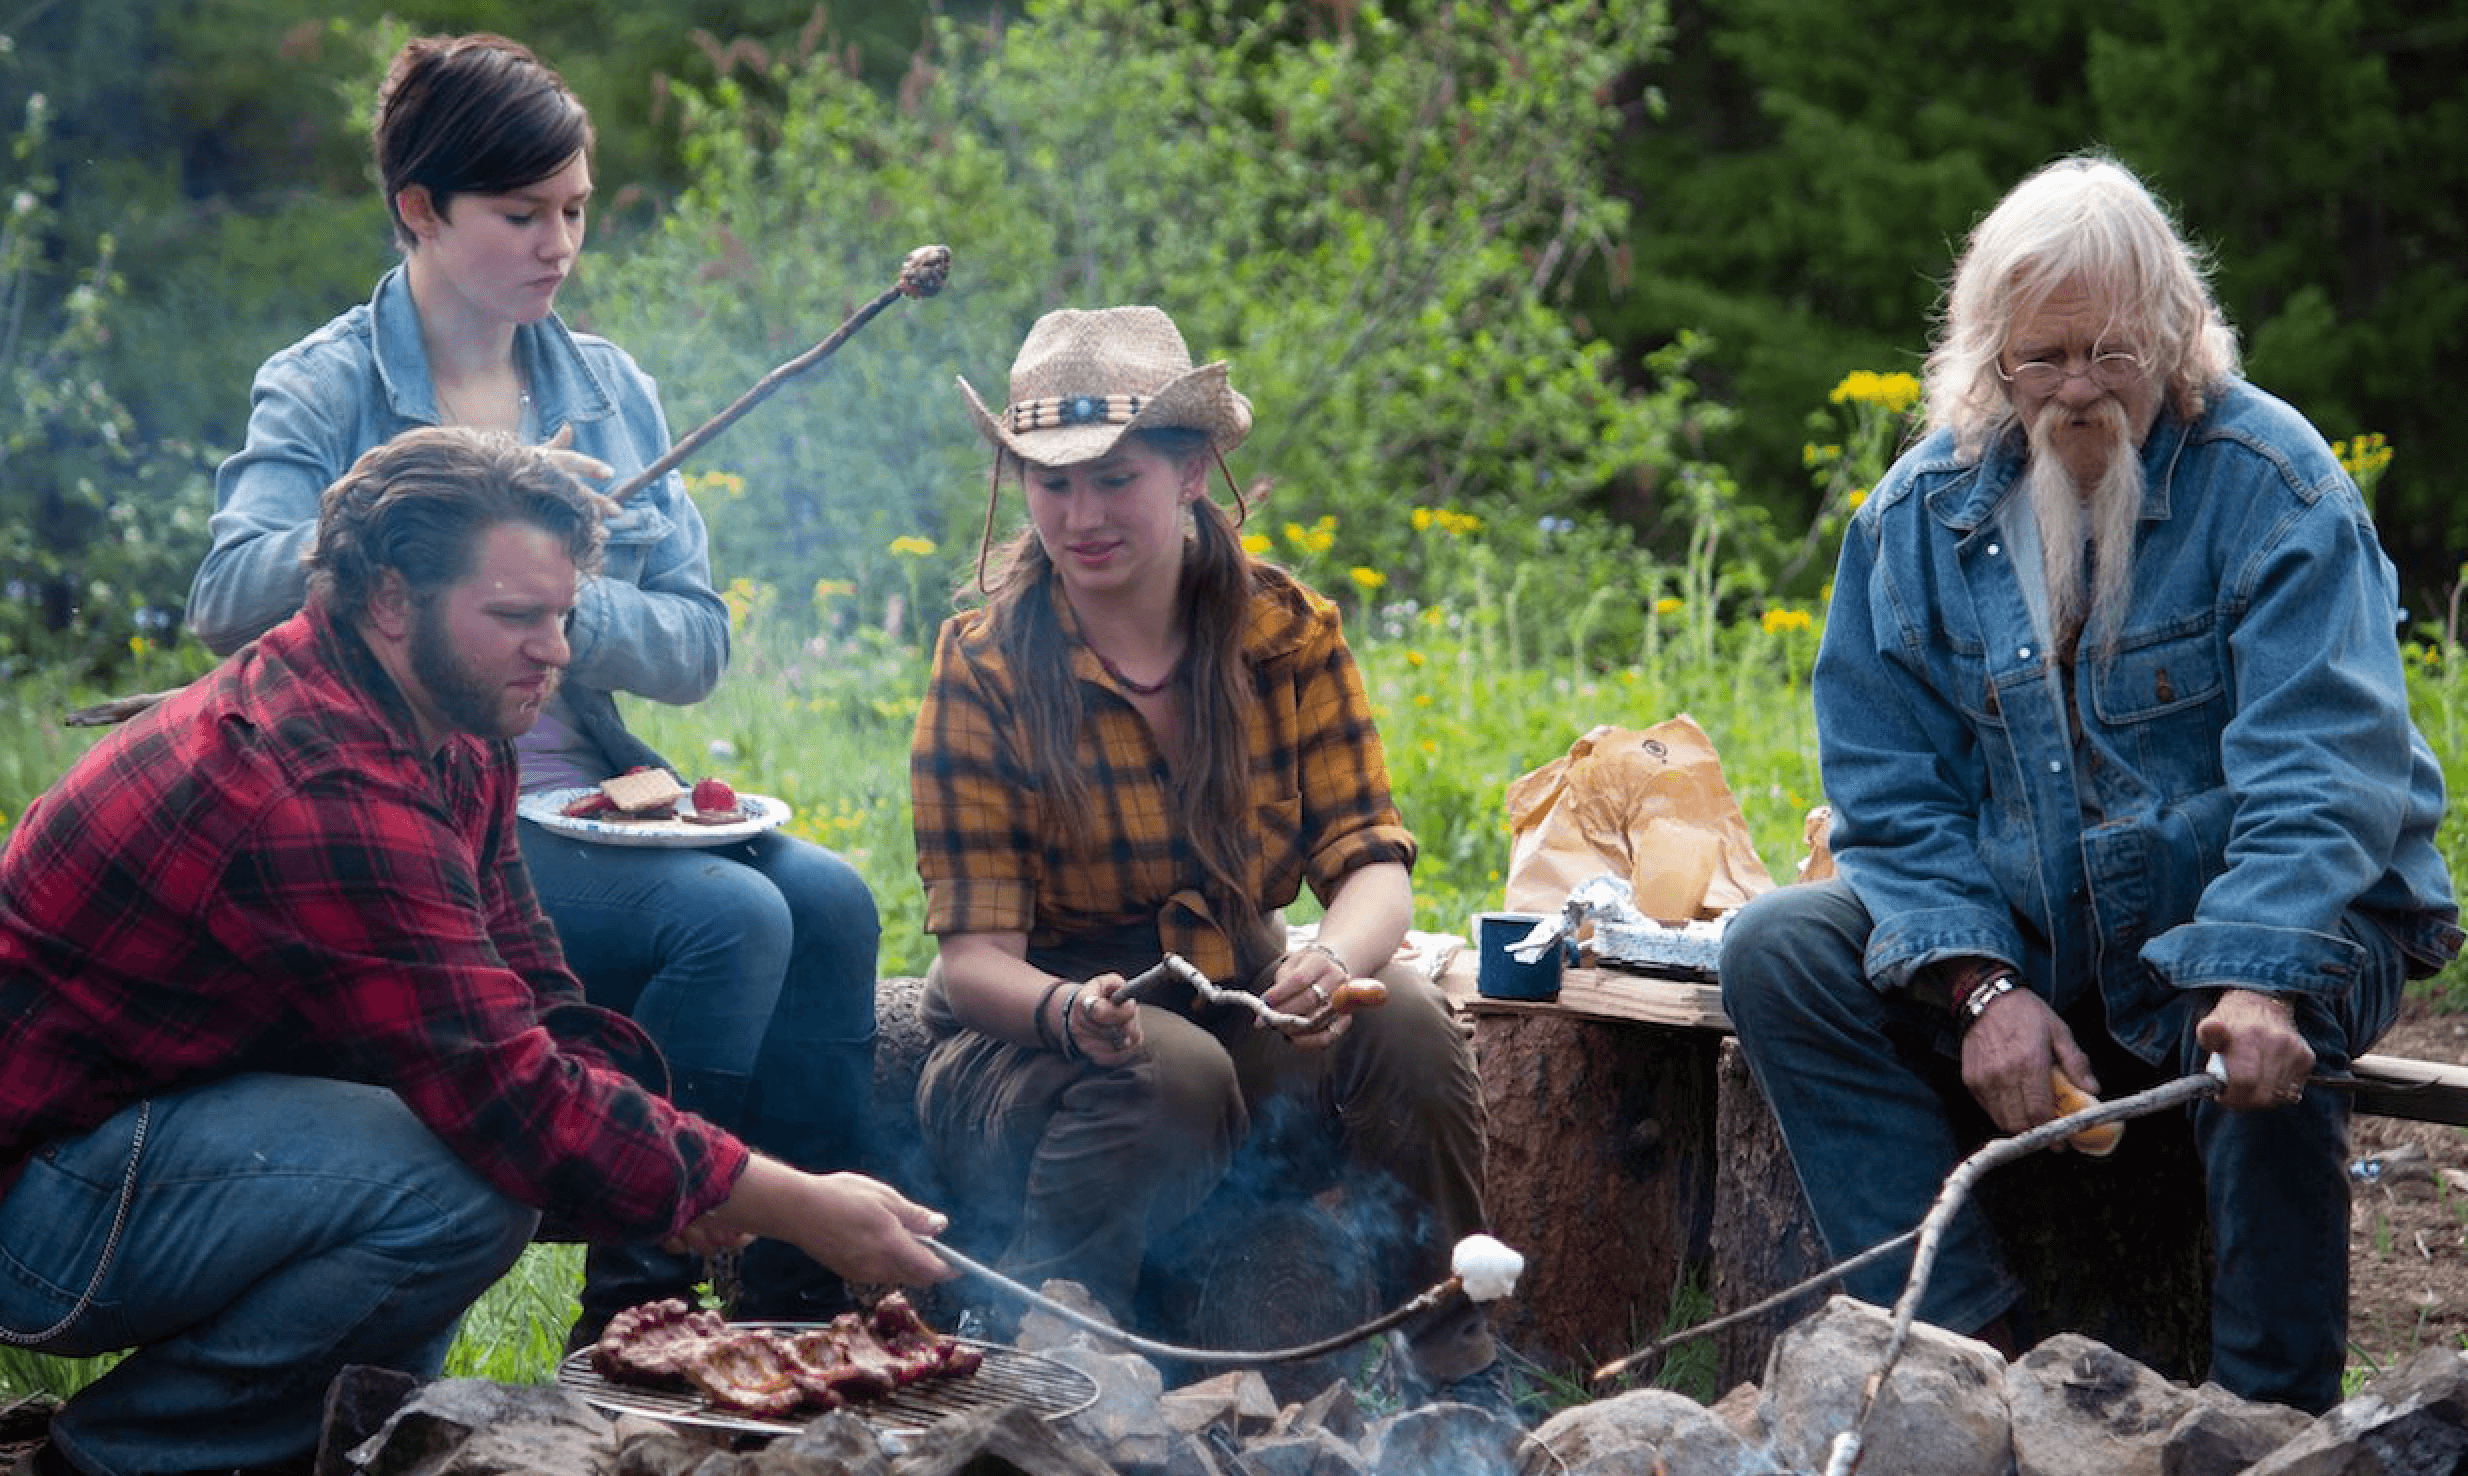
[2023,399,2145,658]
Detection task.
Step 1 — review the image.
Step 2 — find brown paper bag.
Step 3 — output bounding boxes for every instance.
[1504,715,1776,922]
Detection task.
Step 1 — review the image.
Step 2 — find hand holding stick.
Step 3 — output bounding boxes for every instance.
[1112,952,1375,1035]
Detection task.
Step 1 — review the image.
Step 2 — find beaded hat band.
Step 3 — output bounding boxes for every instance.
[959,306,1253,468]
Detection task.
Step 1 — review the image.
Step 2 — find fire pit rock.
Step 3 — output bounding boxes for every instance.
[1527,1386,1784,1475]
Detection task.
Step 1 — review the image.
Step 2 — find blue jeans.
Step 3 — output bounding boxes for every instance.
[518,825,879,1171]
[1720,877,2400,1413]
[0,1075,537,1475]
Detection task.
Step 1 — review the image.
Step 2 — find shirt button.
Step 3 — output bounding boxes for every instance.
[2018,646,2033,660]
[2047,759,2063,773]
[1987,542,2002,557]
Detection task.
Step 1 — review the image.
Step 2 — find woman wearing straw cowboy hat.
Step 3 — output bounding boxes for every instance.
[908,305,1512,1416]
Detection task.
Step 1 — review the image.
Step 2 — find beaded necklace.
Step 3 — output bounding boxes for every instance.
[1092,646,1177,696]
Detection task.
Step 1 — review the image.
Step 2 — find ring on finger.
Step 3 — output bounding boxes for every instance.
[1308,982,1331,1006]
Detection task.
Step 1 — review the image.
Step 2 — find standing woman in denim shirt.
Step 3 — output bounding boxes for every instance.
[186,32,880,1342]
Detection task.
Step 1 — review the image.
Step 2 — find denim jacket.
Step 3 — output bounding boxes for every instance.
[1819,378,2458,1063]
[188,265,724,775]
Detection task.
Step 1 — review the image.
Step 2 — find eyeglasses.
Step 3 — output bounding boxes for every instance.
[1997,351,2146,396]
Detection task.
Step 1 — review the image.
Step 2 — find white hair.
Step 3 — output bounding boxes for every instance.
[1924,154,2240,460]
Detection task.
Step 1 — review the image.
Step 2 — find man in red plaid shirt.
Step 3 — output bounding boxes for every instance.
[0,428,949,1476]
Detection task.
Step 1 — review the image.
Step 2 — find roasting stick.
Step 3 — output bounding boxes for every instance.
[1112,951,1330,1034]
[603,243,950,504]
[1588,1229,1923,1387]
[920,1233,1525,1369]
[1591,1060,2227,1391]
[1820,1061,2228,1476]
[60,244,955,731]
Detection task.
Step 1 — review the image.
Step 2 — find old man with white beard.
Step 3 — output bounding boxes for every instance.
[1718,154,2459,1413]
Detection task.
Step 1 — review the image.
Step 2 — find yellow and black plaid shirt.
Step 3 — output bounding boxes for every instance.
[910,566,1416,982]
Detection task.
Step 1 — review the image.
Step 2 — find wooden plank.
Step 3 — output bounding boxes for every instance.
[1441,957,1732,1032]
[2350,1053,2468,1127]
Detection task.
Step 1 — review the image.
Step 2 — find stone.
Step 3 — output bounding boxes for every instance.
[2006,1333,2197,1476]
[1361,1403,1525,1476]
[1007,1276,1120,1353]
[1158,1431,1235,1476]
[2159,1389,2313,1476]
[2239,1345,2468,1476]
[1529,1387,1786,1476]
[1755,1296,2009,1476]
[612,1429,721,1476]
[314,1365,421,1476]
[1275,1379,1367,1446]
[345,1379,615,1476]
[1158,1370,1283,1440]
[1242,1427,1369,1476]
[1051,1343,1174,1471]
[1706,1380,1763,1441]
[885,1402,1116,1476]
[765,1410,895,1475]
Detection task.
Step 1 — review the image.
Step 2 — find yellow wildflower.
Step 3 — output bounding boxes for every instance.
[888,535,938,558]
[1829,370,1923,413]
[1241,533,1273,557]
[1348,567,1385,592]
[1653,596,1684,616]
[1406,650,1427,668]
[1761,607,1814,635]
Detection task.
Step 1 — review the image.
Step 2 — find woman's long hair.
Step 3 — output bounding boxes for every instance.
[974,429,1264,942]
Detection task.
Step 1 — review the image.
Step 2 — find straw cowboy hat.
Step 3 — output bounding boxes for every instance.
[959,306,1252,468]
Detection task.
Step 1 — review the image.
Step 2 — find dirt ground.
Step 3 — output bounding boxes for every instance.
[2343,1002,2468,1386]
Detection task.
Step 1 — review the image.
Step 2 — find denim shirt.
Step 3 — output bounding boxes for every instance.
[189,265,724,776]
[1818,378,2458,1063]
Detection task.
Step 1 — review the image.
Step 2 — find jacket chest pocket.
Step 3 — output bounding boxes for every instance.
[2092,628,2226,787]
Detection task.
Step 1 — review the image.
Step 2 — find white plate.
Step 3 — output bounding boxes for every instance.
[518,786,789,849]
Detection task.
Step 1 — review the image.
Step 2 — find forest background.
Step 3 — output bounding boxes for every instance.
[4,0,2463,692]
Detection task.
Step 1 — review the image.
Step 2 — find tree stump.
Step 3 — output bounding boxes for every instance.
[1710,1039,1831,1390]
[1137,1190,1383,1402]
[1471,1007,1722,1379]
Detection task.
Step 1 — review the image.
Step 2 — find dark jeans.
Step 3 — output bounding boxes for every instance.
[1719,877,2402,1413]
[0,1076,536,1474]
[518,824,879,1172]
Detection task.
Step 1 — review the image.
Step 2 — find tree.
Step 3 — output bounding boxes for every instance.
[574,0,1700,645]
[1598,0,2468,607]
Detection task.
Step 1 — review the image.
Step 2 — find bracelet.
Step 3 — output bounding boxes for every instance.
[1957,973,2021,1030]
[1059,985,1088,1062]
[1296,940,1352,978]
[1031,977,1072,1053]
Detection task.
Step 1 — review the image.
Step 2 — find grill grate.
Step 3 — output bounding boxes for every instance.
[555,1331,1099,1441]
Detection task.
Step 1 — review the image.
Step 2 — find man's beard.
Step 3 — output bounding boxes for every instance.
[408,602,557,740]
[2023,398,2145,658]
